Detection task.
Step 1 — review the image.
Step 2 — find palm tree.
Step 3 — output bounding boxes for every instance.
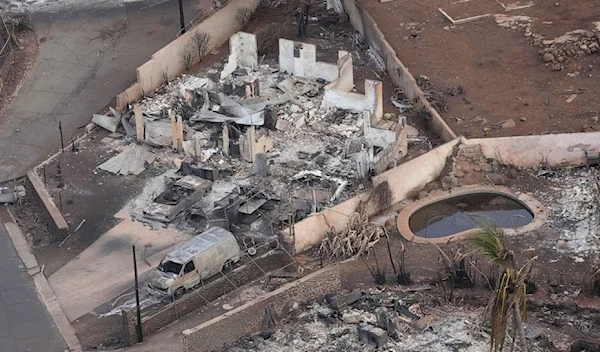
[468,222,537,352]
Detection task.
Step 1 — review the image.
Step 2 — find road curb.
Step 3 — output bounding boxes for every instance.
[4,221,40,275]
[3,215,82,352]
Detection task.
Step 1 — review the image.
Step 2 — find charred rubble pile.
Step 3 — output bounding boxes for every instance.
[230,287,496,352]
[92,32,416,239]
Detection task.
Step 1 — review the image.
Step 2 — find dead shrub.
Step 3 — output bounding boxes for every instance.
[318,212,384,260]
[191,32,210,60]
[181,42,195,71]
[387,239,411,285]
[235,7,253,26]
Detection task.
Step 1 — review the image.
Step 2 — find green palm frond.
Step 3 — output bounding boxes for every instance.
[467,223,512,267]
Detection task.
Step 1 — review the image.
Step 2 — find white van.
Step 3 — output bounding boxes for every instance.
[147,227,241,298]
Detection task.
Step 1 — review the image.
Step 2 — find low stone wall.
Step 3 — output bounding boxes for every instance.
[122,250,292,346]
[340,0,456,142]
[464,132,600,168]
[182,266,341,352]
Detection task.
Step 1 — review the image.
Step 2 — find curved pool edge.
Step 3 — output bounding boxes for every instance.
[396,185,548,244]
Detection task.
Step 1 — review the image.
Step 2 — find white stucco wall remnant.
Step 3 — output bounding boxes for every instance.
[221,32,258,79]
[278,39,339,81]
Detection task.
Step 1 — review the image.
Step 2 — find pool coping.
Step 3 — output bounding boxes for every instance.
[396,185,548,244]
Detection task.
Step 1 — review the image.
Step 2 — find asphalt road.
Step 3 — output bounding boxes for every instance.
[0,223,67,352]
[0,0,211,183]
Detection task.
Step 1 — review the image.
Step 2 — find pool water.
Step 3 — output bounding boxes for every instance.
[408,192,534,239]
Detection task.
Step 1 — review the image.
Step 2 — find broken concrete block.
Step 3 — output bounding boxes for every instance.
[316,307,337,325]
[375,307,389,329]
[341,311,362,324]
[358,324,388,347]
[180,158,195,176]
[326,289,363,311]
[294,115,306,129]
[357,324,371,344]
[375,306,399,338]
[369,327,388,347]
[275,118,291,132]
[92,114,120,133]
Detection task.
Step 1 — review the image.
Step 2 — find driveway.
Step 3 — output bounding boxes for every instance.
[0,0,212,182]
[48,206,191,322]
[0,223,67,352]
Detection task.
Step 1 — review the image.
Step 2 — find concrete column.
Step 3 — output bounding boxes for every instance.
[170,110,178,150]
[134,104,144,142]
[176,115,184,151]
[222,124,229,155]
[121,308,138,346]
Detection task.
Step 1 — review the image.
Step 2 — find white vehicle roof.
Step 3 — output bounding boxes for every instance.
[165,227,234,263]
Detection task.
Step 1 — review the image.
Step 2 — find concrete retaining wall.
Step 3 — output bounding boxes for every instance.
[122,250,291,346]
[182,266,341,352]
[116,0,260,110]
[26,170,69,234]
[293,138,459,253]
[340,0,456,142]
[464,132,600,168]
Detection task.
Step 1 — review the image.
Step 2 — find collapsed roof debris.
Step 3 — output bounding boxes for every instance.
[93,32,418,230]
[97,145,156,175]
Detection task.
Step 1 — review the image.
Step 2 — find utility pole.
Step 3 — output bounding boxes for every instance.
[58,121,64,152]
[178,0,186,34]
[133,246,143,343]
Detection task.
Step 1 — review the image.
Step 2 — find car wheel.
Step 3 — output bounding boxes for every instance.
[222,260,232,273]
[172,287,185,300]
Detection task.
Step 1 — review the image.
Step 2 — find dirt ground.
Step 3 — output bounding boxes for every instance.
[364,0,600,138]
[14,130,171,275]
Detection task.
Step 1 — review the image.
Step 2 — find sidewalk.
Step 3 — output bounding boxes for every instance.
[0,208,76,351]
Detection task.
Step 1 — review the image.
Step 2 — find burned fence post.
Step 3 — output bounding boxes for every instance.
[132,245,143,343]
